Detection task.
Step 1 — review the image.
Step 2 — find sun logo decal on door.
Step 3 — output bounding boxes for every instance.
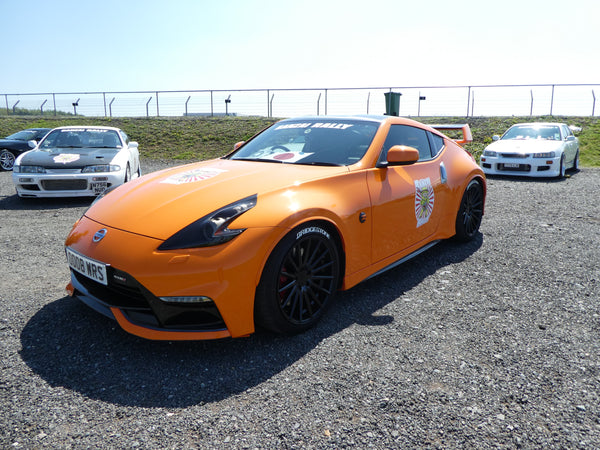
[415,178,434,227]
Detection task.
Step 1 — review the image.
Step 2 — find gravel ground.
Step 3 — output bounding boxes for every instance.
[1,161,599,449]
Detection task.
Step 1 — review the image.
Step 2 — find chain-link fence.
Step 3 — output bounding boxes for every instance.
[3,84,599,118]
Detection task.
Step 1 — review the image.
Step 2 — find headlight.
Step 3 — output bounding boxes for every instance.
[533,152,555,158]
[15,165,46,173]
[482,150,497,157]
[158,194,258,250]
[81,164,121,173]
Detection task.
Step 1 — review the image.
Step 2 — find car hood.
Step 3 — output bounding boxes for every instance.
[486,139,563,154]
[18,148,120,168]
[86,158,348,240]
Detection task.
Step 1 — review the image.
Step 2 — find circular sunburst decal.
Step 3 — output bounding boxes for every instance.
[415,178,435,227]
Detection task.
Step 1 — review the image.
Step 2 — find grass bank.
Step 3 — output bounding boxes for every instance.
[1,115,598,166]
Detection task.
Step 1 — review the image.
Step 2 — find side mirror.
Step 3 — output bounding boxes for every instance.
[566,135,576,142]
[233,141,245,150]
[28,140,38,149]
[492,135,500,141]
[129,141,139,148]
[384,145,419,167]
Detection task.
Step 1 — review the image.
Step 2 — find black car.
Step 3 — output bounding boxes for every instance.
[0,128,51,170]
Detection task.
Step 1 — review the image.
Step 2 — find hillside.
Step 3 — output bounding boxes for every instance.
[1,115,598,166]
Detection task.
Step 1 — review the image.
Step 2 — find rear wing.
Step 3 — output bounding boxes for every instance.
[430,124,473,145]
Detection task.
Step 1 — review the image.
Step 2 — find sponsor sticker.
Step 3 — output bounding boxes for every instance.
[161,168,226,185]
[415,178,435,227]
[53,153,80,164]
[296,226,330,240]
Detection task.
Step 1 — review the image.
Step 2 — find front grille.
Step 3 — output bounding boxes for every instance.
[72,268,227,330]
[42,179,87,191]
[500,153,530,158]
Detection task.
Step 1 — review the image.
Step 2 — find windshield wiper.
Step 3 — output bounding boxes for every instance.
[234,157,284,163]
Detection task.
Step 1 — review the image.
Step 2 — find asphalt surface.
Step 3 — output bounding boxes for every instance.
[1,161,599,448]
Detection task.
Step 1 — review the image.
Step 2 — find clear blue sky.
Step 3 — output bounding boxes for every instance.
[2,0,599,94]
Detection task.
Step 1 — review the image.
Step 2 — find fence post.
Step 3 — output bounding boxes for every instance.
[324,89,328,115]
[109,98,115,117]
[156,92,160,117]
[530,90,533,116]
[146,97,152,117]
[466,86,471,117]
[103,93,107,117]
[550,85,555,116]
[210,91,214,117]
[53,93,56,116]
[185,96,191,116]
[5,94,9,114]
[592,90,596,116]
[317,93,321,115]
[40,99,47,115]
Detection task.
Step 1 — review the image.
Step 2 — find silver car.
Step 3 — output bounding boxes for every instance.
[479,122,579,178]
[12,126,141,198]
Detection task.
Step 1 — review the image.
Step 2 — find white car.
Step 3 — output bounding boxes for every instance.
[479,122,579,178]
[12,126,141,198]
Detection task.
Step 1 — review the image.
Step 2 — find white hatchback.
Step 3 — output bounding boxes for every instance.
[479,122,579,178]
[12,126,141,198]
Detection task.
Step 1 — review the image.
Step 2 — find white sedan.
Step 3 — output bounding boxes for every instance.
[479,122,579,178]
[12,126,141,198]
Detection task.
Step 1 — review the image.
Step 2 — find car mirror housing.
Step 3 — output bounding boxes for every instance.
[129,141,139,148]
[28,140,38,149]
[385,145,419,166]
[233,141,245,151]
[492,135,500,141]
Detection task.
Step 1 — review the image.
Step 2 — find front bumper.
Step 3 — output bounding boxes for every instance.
[65,215,280,340]
[12,169,125,198]
[479,154,561,177]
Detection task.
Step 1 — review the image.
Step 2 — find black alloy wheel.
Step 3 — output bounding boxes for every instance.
[256,224,340,334]
[455,179,484,242]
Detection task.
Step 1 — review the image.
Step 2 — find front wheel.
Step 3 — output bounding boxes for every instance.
[255,224,341,334]
[455,179,484,242]
[0,149,15,171]
[557,154,566,179]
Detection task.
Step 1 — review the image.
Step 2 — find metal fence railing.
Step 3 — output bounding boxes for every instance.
[2,84,599,118]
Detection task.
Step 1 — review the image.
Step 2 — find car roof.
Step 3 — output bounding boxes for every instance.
[50,125,121,131]
[510,122,567,127]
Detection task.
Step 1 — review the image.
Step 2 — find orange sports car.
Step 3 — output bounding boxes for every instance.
[65,115,486,340]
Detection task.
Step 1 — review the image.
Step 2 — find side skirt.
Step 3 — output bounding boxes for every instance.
[365,240,441,281]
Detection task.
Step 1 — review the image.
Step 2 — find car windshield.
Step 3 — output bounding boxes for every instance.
[502,125,561,141]
[228,120,380,166]
[40,129,122,149]
[5,130,39,141]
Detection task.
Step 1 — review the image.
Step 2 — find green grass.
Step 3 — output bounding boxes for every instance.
[1,115,598,166]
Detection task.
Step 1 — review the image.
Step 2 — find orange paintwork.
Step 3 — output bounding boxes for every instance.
[65,116,485,340]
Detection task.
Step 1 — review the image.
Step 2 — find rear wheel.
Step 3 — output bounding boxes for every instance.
[255,224,340,334]
[0,150,15,171]
[455,179,484,242]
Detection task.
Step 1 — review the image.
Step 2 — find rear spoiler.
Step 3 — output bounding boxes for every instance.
[430,124,473,145]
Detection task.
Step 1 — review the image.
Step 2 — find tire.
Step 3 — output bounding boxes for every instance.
[572,151,580,171]
[124,163,131,183]
[255,224,341,334]
[455,179,484,242]
[557,154,566,179]
[0,149,15,171]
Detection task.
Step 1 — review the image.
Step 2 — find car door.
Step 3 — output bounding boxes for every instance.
[366,124,448,264]
[560,124,577,166]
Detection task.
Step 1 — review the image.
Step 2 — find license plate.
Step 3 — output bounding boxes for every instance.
[504,163,521,169]
[66,248,108,285]
[91,182,108,195]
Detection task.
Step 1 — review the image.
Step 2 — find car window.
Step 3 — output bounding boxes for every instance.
[560,125,572,140]
[503,125,561,141]
[5,130,38,141]
[229,120,379,166]
[428,132,445,157]
[120,131,130,145]
[40,129,122,149]
[379,124,433,163]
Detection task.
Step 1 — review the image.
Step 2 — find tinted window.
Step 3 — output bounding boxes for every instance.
[229,120,379,166]
[380,124,432,162]
[428,132,445,157]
